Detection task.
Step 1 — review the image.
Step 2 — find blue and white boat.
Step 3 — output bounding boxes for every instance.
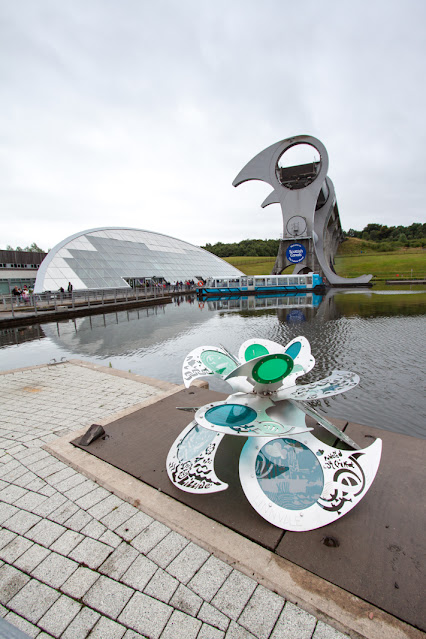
[197,273,325,297]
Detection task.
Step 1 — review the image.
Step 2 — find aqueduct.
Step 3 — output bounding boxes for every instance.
[233,135,372,286]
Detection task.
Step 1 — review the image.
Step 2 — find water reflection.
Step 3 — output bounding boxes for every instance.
[0,290,424,439]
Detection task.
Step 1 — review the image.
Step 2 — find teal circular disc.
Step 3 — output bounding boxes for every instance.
[205,404,257,429]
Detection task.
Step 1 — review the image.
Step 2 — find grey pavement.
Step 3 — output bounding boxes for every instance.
[0,361,349,639]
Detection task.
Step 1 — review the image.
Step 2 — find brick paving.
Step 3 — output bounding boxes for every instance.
[0,362,349,638]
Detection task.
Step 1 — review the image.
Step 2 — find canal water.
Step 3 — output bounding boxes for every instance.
[1,287,425,439]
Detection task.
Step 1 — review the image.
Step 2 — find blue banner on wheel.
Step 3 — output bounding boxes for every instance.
[286,243,306,263]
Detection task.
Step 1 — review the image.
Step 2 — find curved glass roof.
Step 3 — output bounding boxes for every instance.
[34,227,243,293]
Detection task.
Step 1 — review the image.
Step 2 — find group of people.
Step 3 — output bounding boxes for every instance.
[11,285,31,302]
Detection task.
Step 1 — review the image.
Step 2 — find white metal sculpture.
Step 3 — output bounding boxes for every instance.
[167,337,382,531]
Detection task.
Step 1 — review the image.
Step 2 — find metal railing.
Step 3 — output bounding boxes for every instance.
[1,284,194,318]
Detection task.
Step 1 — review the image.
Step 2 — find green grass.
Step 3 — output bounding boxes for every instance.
[334,252,426,279]
[224,245,426,280]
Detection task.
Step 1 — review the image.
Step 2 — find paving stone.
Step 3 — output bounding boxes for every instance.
[312,620,350,639]
[0,485,28,504]
[0,564,30,604]
[14,543,51,572]
[160,609,202,639]
[238,585,284,639]
[47,468,80,488]
[0,503,18,525]
[118,591,173,638]
[38,594,81,636]
[38,484,56,497]
[100,502,138,530]
[87,494,124,520]
[25,519,66,547]
[63,508,92,532]
[143,567,179,603]
[75,486,111,510]
[32,493,67,518]
[25,478,49,494]
[225,621,257,639]
[121,554,158,592]
[48,500,80,525]
[169,583,203,616]
[83,574,134,619]
[31,551,79,588]
[49,529,84,556]
[131,520,170,554]
[211,570,257,622]
[13,491,47,512]
[98,541,139,580]
[188,555,233,602]
[0,604,7,617]
[63,479,97,501]
[7,578,60,623]
[35,461,66,480]
[147,530,189,568]
[61,565,100,599]
[0,528,17,550]
[88,615,127,639]
[3,510,42,535]
[69,536,113,569]
[1,466,28,483]
[12,471,35,488]
[197,602,230,631]
[0,536,33,563]
[166,542,210,585]
[271,601,317,639]
[114,511,153,541]
[123,630,148,639]
[61,606,100,639]
[4,611,40,638]
[80,518,106,540]
[198,623,226,639]
[99,529,122,548]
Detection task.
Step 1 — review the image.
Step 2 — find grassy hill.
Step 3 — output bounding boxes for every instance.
[224,240,426,280]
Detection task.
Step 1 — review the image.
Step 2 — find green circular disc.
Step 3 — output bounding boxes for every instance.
[244,344,269,361]
[252,354,294,384]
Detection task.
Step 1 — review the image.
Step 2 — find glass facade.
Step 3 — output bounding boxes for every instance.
[34,227,244,293]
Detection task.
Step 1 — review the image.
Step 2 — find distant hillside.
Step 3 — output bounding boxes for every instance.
[202,224,426,258]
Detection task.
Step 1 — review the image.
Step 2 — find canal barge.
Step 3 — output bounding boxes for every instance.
[197,273,325,297]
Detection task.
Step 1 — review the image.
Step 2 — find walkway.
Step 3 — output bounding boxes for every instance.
[0,361,352,638]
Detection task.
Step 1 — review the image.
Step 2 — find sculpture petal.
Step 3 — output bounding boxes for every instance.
[275,370,360,401]
[182,346,238,388]
[166,421,227,493]
[239,432,382,531]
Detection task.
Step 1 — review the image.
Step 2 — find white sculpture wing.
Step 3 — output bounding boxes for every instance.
[275,370,360,401]
[182,346,238,388]
[239,432,382,531]
[167,421,227,493]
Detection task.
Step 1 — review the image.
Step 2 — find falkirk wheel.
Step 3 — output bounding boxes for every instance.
[233,135,372,286]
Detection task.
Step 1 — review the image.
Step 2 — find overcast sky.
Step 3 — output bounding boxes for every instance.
[1,0,425,251]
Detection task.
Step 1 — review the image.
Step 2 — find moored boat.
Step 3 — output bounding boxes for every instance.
[197,273,325,297]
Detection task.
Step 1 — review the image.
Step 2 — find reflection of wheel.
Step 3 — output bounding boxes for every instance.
[198,302,204,309]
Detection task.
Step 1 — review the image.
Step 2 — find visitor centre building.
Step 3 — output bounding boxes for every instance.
[34,227,243,293]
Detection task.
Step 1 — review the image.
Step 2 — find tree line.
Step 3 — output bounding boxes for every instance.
[203,223,425,257]
[6,242,46,253]
[346,223,425,243]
